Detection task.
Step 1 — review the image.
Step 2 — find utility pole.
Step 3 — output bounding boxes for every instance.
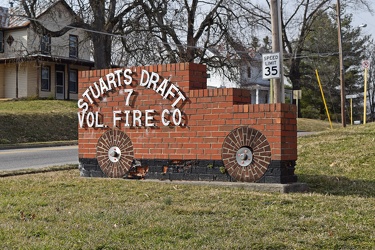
[270,0,283,103]
[336,0,346,127]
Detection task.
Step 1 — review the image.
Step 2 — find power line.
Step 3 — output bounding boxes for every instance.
[6,13,270,59]
[7,13,346,64]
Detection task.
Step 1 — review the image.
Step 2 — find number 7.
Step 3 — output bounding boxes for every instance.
[124,89,134,106]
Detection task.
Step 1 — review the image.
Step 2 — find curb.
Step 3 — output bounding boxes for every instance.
[123,179,309,194]
[0,140,78,150]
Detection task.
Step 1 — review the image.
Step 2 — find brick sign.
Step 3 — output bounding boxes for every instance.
[78,63,297,183]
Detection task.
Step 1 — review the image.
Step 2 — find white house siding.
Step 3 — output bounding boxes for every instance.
[17,63,28,97]
[3,64,16,98]
[26,62,38,97]
[28,2,71,57]
[1,63,32,98]
[207,67,239,89]
[26,2,91,61]
[27,24,90,60]
[2,29,28,58]
[38,2,75,33]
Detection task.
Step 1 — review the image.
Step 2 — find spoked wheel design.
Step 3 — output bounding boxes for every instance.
[96,130,134,178]
[222,126,271,182]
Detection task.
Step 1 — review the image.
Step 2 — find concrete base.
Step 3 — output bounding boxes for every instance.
[127,179,309,194]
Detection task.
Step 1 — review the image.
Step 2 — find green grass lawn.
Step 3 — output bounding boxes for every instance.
[0,99,77,144]
[0,113,374,249]
[0,99,77,114]
[297,117,342,131]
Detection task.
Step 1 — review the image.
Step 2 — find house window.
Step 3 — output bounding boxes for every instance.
[40,34,51,54]
[41,66,50,91]
[69,35,78,58]
[0,31,3,53]
[247,66,251,78]
[69,69,78,93]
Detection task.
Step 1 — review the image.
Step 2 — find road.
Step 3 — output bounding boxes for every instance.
[0,145,78,171]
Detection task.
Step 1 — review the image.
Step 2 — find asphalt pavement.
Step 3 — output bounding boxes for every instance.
[0,145,78,171]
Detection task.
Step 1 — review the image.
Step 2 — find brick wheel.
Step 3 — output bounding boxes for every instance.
[97,130,134,178]
[222,126,271,182]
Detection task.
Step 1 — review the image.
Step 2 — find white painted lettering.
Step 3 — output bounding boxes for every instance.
[123,68,133,85]
[156,79,169,97]
[78,68,187,129]
[145,109,155,127]
[86,112,95,127]
[133,110,142,126]
[163,84,178,100]
[172,109,182,126]
[106,73,117,90]
[171,91,186,108]
[77,99,88,112]
[124,110,131,126]
[139,70,149,87]
[95,112,104,127]
[161,109,170,126]
[147,72,159,90]
[89,82,101,99]
[113,69,123,87]
[113,110,122,127]
[77,111,86,128]
[99,78,109,95]
[124,89,134,106]
[82,89,94,104]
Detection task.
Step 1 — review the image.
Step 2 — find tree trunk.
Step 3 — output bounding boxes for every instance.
[92,33,112,69]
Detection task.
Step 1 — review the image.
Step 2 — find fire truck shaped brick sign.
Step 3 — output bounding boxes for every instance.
[78,63,298,183]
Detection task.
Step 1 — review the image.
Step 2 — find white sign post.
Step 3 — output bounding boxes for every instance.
[262,53,280,79]
[346,94,358,126]
[293,90,302,118]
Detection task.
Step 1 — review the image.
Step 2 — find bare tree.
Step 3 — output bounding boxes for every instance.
[20,0,142,69]
[115,0,262,84]
[19,0,373,87]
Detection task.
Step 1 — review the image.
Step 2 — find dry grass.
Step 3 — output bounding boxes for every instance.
[297,118,342,132]
[0,99,76,114]
[296,122,375,196]
[0,101,374,249]
[0,169,374,249]
[0,100,77,144]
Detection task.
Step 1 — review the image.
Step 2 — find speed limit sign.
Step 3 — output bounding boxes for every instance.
[362,60,370,69]
[262,52,280,79]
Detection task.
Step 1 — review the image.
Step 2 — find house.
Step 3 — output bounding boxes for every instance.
[206,49,270,104]
[0,0,94,100]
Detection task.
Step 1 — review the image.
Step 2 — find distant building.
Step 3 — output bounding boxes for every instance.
[206,50,270,104]
[0,0,94,100]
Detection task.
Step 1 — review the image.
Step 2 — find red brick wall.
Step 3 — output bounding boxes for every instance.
[78,62,296,164]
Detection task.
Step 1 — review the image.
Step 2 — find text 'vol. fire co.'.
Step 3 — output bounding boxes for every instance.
[77,68,187,129]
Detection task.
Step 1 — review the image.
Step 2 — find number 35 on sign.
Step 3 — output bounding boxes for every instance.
[262,52,280,79]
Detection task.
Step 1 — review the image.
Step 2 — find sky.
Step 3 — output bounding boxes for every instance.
[351,7,375,39]
[0,0,374,46]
